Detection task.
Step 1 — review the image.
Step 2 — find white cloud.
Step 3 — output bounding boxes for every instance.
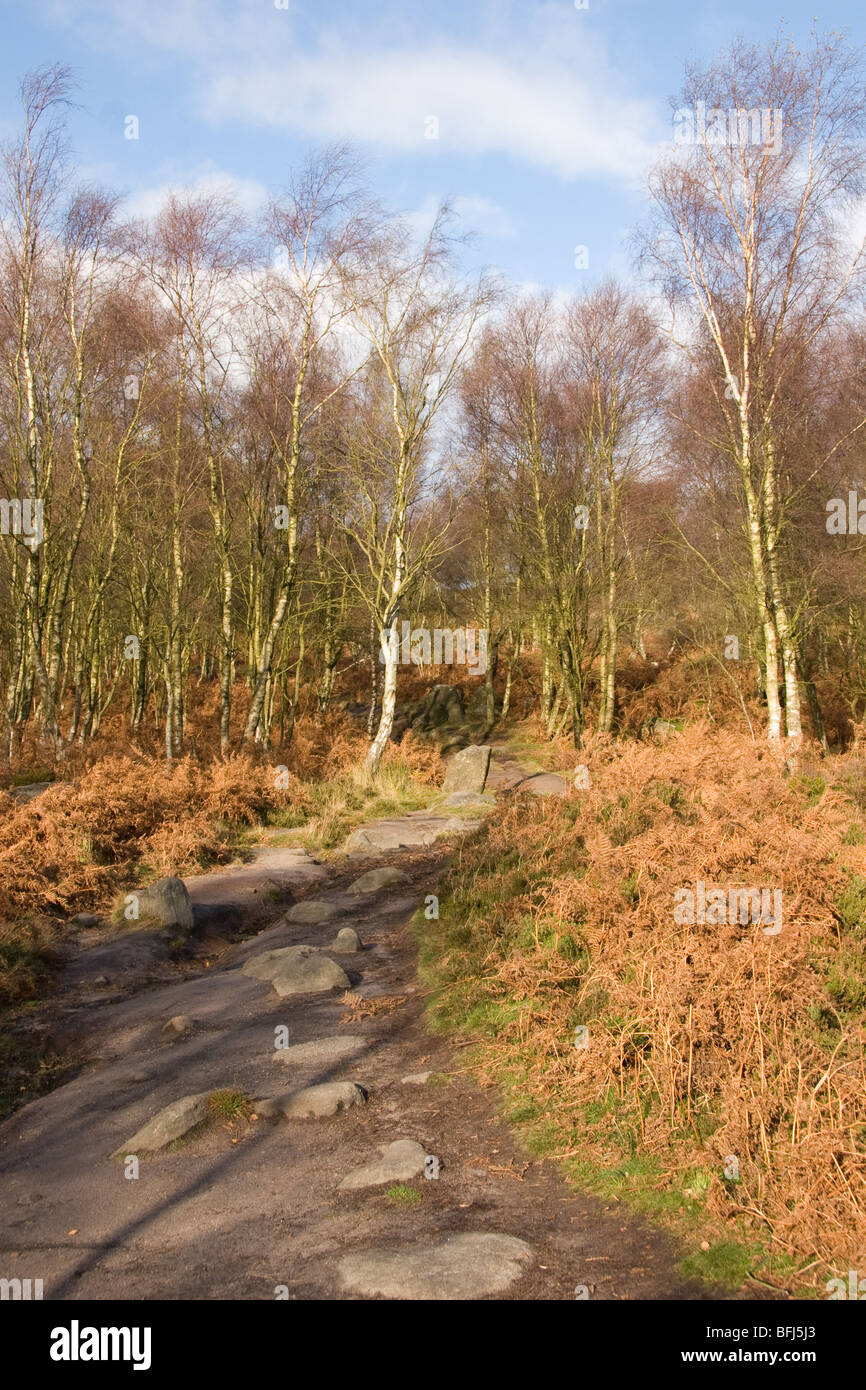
[405,193,517,245]
[122,165,269,221]
[450,196,517,241]
[41,0,664,187]
[201,44,659,184]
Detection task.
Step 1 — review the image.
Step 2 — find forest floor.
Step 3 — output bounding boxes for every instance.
[0,740,759,1301]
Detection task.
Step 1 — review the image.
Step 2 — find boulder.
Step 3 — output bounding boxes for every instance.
[338,1138,428,1190]
[135,876,194,932]
[652,718,678,739]
[442,744,491,796]
[347,867,410,895]
[162,1015,194,1038]
[345,823,416,852]
[272,956,349,998]
[7,780,52,803]
[243,944,350,996]
[259,1081,367,1120]
[331,927,362,953]
[441,791,494,808]
[467,684,494,720]
[283,900,338,926]
[272,1036,367,1068]
[411,684,465,732]
[484,760,527,791]
[433,730,471,757]
[345,816,466,851]
[113,1092,209,1155]
[514,772,568,798]
[338,1233,532,1301]
[68,912,101,928]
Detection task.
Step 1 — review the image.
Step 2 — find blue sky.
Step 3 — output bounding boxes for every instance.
[1,0,863,291]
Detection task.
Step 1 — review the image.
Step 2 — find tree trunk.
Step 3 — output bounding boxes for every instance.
[366,641,398,777]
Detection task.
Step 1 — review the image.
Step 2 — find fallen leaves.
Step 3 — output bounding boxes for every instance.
[339,991,407,1021]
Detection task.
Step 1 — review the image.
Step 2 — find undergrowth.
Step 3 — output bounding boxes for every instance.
[0,726,440,1005]
[417,722,866,1296]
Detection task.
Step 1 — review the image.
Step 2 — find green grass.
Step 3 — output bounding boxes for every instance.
[834,872,866,934]
[206,1088,249,1121]
[647,779,697,822]
[385,1184,422,1206]
[619,869,640,906]
[265,758,433,850]
[487,1058,776,1289]
[679,1241,755,1288]
[826,949,866,1013]
[1,768,54,789]
[600,795,655,846]
[790,774,827,806]
[164,1088,251,1151]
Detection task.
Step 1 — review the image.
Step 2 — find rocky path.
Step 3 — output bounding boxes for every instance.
[0,747,723,1301]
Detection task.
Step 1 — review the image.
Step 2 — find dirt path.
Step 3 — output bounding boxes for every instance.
[0,748,731,1301]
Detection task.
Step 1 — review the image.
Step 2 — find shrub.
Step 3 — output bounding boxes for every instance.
[424,723,866,1291]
